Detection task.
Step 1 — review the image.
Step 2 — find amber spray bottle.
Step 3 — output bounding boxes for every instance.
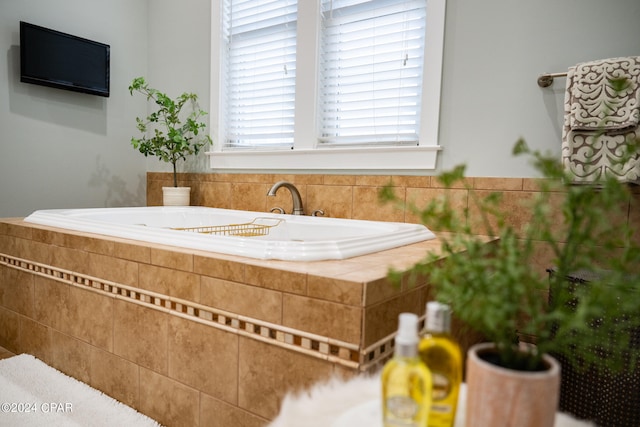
[381,312,432,427]
[419,302,462,427]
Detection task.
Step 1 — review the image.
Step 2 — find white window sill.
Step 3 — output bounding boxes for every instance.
[205,146,441,173]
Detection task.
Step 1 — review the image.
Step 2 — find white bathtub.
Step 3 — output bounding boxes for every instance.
[24,207,435,261]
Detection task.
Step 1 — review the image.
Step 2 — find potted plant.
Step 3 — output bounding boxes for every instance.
[129,77,212,206]
[381,140,640,427]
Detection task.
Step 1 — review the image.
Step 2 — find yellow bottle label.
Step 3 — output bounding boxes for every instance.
[385,395,420,420]
[419,334,462,427]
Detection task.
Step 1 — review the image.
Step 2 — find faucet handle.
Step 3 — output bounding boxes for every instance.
[311,209,325,217]
[270,207,285,214]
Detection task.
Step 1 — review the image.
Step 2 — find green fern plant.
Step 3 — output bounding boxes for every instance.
[381,139,640,372]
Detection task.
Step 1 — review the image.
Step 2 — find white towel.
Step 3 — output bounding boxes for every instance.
[561,57,640,184]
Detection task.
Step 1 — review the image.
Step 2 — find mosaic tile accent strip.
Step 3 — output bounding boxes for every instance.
[0,253,371,369]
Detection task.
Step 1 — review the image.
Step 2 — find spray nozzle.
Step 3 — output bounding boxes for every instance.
[396,313,419,346]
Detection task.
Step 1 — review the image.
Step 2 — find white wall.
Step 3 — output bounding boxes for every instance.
[145,0,212,175]
[2,0,639,217]
[438,0,640,177]
[0,0,148,217]
[158,0,640,178]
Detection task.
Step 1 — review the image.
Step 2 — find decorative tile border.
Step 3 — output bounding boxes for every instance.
[0,252,397,370]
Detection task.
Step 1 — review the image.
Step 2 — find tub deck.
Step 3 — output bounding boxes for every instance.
[24,207,436,261]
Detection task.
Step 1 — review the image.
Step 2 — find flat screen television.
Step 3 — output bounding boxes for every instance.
[20,21,110,97]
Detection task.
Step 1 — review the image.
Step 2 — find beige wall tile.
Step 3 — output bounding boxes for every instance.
[89,347,140,410]
[405,187,468,231]
[238,337,334,419]
[31,228,65,247]
[0,234,11,255]
[18,316,51,361]
[88,252,139,287]
[146,179,165,206]
[282,294,361,343]
[201,276,282,324]
[139,367,200,427]
[168,316,239,404]
[355,175,393,186]
[14,237,52,265]
[245,265,306,294]
[194,255,245,283]
[114,300,168,374]
[432,175,473,189]
[139,264,200,302]
[50,245,91,275]
[352,186,405,222]
[63,234,114,255]
[392,175,431,188]
[364,276,402,306]
[467,190,566,239]
[67,286,114,352]
[151,248,194,272]
[467,190,534,236]
[110,240,152,264]
[201,181,233,209]
[306,185,353,219]
[473,177,523,191]
[323,175,356,186]
[233,173,276,184]
[200,393,268,427]
[0,306,19,353]
[0,267,34,317]
[3,222,33,239]
[34,276,69,332]
[49,330,92,384]
[307,275,363,306]
[231,182,270,212]
[363,288,424,346]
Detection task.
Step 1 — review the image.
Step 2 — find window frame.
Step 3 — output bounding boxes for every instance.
[208,0,446,172]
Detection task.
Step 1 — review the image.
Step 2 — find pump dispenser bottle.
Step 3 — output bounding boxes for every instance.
[419,302,462,427]
[382,313,432,427]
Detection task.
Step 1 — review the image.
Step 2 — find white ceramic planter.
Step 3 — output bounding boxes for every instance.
[162,186,190,206]
[465,342,560,427]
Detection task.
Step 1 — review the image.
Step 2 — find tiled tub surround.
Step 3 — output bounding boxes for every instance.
[2,174,638,427]
[0,218,447,427]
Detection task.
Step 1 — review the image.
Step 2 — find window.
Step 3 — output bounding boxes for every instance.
[210,0,446,171]
[222,0,297,149]
[319,0,427,147]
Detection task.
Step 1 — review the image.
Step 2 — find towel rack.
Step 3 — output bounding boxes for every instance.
[537,72,568,88]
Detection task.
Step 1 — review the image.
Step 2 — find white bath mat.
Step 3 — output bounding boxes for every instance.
[0,354,161,427]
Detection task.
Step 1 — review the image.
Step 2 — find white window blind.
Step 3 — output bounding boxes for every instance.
[319,0,427,146]
[223,0,297,148]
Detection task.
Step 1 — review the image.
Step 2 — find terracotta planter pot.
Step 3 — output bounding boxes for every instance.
[162,186,191,206]
[465,342,560,427]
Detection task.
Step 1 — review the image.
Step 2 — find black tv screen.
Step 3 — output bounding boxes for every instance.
[20,21,110,97]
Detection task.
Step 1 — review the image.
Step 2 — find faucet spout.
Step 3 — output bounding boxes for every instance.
[267,181,304,215]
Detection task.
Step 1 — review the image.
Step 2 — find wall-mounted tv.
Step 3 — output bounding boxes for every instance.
[20,21,110,97]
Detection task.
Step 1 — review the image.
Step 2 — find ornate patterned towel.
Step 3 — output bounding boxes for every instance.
[562,57,640,184]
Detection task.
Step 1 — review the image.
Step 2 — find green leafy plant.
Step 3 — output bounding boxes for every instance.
[381,139,640,372]
[129,77,212,187]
